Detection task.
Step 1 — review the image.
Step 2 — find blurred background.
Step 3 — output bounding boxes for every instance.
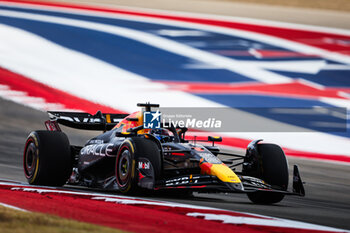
[44,0,350,28]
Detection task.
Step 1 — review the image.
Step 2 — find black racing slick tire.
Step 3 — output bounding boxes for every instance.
[247,143,289,204]
[23,130,72,186]
[115,137,161,194]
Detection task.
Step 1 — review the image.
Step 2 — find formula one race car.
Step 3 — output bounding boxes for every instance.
[23,103,305,204]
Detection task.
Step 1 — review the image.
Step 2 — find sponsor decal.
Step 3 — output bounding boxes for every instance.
[56,115,123,123]
[197,152,222,164]
[80,143,114,157]
[45,120,61,131]
[138,161,150,169]
[137,158,154,188]
[87,139,104,144]
[165,176,199,186]
[243,177,270,189]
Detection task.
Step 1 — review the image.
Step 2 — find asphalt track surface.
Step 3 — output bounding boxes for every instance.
[1,98,350,230]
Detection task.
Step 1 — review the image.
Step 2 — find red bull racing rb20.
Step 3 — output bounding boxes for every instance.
[23,103,305,204]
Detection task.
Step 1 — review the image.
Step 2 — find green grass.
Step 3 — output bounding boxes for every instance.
[0,205,129,233]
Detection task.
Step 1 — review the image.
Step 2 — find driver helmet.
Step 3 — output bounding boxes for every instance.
[151,128,170,141]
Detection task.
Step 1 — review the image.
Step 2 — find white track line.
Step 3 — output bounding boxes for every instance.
[0,202,28,212]
[187,213,350,232]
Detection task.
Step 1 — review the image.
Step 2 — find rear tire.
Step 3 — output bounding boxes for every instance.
[246,143,289,204]
[115,137,161,194]
[23,131,72,186]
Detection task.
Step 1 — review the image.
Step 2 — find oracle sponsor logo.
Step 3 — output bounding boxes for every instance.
[80,143,114,157]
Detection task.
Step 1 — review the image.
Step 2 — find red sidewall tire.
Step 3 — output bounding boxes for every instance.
[115,142,135,193]
[23,131,72,186]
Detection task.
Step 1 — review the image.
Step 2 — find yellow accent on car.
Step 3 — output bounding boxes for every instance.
[106,114,111,123]
[120,132,131,135]
[210,164,241,183]
[125,140,134,153]
[131,159,135,179]
[31,154,39,183]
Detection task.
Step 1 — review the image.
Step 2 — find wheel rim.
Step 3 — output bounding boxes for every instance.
[117,149,131,187]
[24,141,37,179]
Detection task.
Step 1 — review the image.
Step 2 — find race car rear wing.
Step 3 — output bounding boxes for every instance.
[46,111,129,131]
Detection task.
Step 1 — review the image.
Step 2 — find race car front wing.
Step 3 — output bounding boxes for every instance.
[154,165,305,196]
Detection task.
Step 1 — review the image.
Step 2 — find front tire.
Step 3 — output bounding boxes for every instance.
[23,130,72,186]
[115,137,161,194]
[245,143,289,204]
